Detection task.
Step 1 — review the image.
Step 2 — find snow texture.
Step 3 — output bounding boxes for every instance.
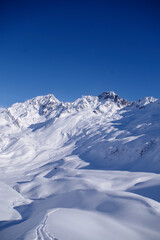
[0,91,160,240]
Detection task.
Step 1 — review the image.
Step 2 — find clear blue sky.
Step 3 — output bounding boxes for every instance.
[0,0,160,107]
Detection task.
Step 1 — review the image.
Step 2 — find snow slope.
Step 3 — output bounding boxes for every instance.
[0,91,160,240]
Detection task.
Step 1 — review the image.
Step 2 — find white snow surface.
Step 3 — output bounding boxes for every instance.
[0,91,160,240]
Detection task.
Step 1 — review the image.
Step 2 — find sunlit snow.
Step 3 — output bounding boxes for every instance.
[0,92,160,240]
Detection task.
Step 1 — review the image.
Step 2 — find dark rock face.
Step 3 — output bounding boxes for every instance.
[98,91,128,107]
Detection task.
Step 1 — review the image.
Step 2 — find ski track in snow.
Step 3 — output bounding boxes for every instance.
[36,209,59,240]
[0,92,160,239]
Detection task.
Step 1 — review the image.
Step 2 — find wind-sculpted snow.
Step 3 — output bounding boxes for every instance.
[0,92,160,240]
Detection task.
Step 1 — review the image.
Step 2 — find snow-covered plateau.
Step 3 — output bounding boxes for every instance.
[0,91,160,240]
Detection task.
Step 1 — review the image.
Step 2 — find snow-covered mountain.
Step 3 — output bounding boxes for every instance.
[0,92,160,240]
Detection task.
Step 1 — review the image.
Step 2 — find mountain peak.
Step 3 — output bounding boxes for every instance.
[132,96,158,108]
[98,91,128,106]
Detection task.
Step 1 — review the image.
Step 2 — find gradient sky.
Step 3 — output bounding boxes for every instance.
[0,0,160,107]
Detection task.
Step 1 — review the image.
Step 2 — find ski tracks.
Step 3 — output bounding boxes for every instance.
[36,209,60,240]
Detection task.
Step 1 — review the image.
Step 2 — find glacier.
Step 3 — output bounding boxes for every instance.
[0,91,160,240]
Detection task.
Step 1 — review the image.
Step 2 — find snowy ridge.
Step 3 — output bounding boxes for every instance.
[132,96,158,108]
[0,92,160,240]
[4,91,157,129]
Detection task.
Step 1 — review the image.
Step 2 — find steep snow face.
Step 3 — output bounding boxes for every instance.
[7,94,60,128]
[0,92,160,240]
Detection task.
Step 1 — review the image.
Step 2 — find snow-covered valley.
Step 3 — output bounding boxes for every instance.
[0,91,160,240]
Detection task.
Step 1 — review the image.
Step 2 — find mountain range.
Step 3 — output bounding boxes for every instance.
[0,92,160,240]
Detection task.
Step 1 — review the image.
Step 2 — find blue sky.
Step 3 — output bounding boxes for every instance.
[0,0,160,107]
